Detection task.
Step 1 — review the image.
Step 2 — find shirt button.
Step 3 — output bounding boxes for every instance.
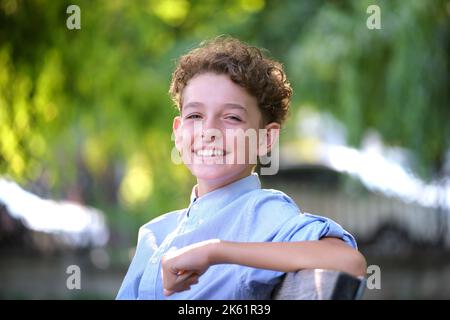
[151,257,158,264]
[199,219,204,225]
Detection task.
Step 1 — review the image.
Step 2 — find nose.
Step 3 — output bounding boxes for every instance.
[200,117,222,143]
[202,131,214,142]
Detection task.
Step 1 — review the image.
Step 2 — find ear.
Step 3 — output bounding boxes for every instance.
[258,122,280,157]
[173,116,182,151]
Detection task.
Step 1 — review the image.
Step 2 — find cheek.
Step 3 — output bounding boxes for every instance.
[181,122,205,144]
[177,125,194,153]
[223,128,260,164]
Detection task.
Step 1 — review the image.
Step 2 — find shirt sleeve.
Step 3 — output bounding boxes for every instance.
[245,190,356,247]
[241,191,357,299]
[274,210,357,248]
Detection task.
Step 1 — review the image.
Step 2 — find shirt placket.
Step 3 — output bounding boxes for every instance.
[139,203,196,299]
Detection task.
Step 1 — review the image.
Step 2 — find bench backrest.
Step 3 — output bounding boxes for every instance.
[272,269,366,300]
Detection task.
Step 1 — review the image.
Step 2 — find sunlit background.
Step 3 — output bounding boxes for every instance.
[0,0,449,299]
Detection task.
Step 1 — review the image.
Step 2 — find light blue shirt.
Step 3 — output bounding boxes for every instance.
[116,173,356,300]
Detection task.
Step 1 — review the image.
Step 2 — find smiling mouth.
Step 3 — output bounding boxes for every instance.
[193,149,227,157]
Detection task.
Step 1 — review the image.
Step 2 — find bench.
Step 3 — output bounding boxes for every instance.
[272,269,366,300]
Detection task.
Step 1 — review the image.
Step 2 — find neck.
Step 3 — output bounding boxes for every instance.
[196,168,254,198]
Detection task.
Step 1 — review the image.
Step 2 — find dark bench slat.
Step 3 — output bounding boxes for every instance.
[272,269,366,300]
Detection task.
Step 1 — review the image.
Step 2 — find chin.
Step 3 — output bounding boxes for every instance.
[189,164,246,182]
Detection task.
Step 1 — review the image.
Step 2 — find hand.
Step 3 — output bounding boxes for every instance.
[161,239,220,296]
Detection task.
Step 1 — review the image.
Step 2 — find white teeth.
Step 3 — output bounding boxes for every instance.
[195,149,224,157]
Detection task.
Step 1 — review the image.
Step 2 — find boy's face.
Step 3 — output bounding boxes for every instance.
[173,72,279,183]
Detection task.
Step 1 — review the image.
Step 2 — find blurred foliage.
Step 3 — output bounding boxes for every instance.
[0,0,449,233]
[288,0,450,179]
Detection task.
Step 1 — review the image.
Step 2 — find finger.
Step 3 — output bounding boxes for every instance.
[174,270,196,284]
[163,289,174,296]
[163,270,195,293]
[179,274,199,289]
[162,270,187,295]
[162,267,184,291]
[168,272,199,294]
[186,276,199,286]
[177,270,186,276]
[180,272,199,284]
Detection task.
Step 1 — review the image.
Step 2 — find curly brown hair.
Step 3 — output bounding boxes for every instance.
[169,36,292,125]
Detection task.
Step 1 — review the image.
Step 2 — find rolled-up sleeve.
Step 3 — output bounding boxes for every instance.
[276,211,357,249]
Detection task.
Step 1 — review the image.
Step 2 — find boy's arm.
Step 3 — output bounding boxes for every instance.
[210,238,366,277]
[161,238,366,296]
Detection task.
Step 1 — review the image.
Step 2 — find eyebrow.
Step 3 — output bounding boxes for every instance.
[183,102,203,112]
[183,102,248,114]
[223,103,248,114]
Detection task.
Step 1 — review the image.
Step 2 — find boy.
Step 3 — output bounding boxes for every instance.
[116,36,366,300]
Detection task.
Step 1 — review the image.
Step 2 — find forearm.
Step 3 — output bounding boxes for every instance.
[208,240,366,277]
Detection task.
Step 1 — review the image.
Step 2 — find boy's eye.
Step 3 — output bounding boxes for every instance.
[186,114,202,120]
[225,116,242,122]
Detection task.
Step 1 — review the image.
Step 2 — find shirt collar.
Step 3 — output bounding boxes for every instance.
[188,172,261,216]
